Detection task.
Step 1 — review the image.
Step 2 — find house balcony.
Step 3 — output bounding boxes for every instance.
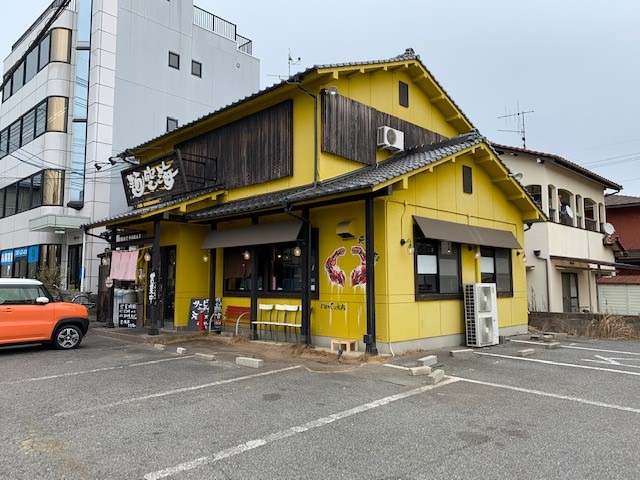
[540,221,616,265]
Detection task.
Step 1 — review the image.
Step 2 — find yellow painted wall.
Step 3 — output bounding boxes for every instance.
[378,153,528,343]
[201,153,528,343]
[160,223,210,327]
[224,65,466,204]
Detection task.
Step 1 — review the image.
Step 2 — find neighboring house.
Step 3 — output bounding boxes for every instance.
[0,0,258,292]
[85,49,543,354]
[605,194,640,274]
[493,144,625,313]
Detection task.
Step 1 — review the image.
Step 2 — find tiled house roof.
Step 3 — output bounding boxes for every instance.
[605,194,640,208]
[491,143,622,191]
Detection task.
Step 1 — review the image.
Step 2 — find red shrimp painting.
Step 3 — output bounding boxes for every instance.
[350,245,367,288]
[325,247,346,287]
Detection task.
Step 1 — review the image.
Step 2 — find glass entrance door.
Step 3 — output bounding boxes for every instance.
[160,246,176,327]
[561,272,579,313]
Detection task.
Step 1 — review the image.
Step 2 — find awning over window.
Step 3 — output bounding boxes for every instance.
[550,255,632,269]
[413,216,521,249]
[201,220,303,249]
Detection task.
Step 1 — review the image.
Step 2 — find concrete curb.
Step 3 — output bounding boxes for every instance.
[236,357,264,368]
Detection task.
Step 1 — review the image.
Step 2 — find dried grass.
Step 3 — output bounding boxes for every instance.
[586,314,640,339]
[228,334,251,344]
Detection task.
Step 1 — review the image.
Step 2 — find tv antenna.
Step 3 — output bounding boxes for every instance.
[266,49,302,82]
[498,103,534,148]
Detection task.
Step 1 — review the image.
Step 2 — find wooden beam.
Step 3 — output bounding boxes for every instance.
[394,177,409,191]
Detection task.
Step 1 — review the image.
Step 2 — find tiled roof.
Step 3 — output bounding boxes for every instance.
[491,143,622,191]
[127,49,475,155]
[82,185,223,229]
[186,132,484,221]
[597,275,640,285]
[605,193,640,207]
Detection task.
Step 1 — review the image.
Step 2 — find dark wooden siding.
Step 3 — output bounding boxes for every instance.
[177,100,293,190]
[321,93,446,165]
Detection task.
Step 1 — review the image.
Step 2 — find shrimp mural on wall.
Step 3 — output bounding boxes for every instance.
[325,244,378,288]
[350,245,367,288]
[325,247,347,287]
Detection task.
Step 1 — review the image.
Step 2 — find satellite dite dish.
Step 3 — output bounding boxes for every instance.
[603,223,616,235]
[565,205,574,219]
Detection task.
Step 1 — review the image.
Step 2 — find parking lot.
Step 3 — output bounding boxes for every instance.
[1,331,639,479]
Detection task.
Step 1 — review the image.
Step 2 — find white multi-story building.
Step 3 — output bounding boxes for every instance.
[493,144,625,313]
[0,0,259,292]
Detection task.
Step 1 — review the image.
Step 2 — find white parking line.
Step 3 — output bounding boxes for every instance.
[509,339,640,356]
[456,377,640,414]
[0,356,196,385]
[475,352,640,376]
[55,365,302,418]
[143,377,460,480]
[562,345,640,356]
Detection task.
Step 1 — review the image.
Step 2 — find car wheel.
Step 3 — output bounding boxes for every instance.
[54,325,83,349]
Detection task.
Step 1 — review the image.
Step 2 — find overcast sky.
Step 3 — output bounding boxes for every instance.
[2,0,639,195]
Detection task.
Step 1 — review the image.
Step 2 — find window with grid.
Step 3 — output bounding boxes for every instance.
[415,237,461,298]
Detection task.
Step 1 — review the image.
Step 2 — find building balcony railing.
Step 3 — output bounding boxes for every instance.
[585,218,598,232]
[193,6,253,55]
[12,0,75,51]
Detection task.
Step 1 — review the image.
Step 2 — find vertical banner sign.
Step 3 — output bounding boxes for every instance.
[188,298,210,331]
[212,297,223,330]
[148,269,158,306]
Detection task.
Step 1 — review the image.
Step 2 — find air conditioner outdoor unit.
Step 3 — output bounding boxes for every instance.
[463,283,499,347]
[377,126,404,151]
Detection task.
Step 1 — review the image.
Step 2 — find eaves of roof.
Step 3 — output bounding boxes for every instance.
[490,143,622,191]
[82,185,224,230]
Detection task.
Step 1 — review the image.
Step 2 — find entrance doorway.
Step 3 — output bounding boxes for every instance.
[160,246,176,327]
[67,244,82,290]
[562,272,579,313]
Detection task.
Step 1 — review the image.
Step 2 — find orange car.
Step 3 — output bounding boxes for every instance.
[0,279,89,349]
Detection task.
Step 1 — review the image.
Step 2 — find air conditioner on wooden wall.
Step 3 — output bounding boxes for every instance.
[377,126,404,151]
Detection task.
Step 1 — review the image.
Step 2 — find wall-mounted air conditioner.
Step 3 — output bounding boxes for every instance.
[377,126,404,152]
[463,283,499,347]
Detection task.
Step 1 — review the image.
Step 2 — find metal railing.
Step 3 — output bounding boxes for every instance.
[193,6,253,55]
[12,0,75,51]
[585,218,598,232]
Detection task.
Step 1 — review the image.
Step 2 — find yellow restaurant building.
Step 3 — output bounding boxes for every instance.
[86,49,544,354]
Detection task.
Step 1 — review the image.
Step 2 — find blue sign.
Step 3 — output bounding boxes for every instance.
[0,250,13,265]
[28,246,39,264]
[14,247,28,258]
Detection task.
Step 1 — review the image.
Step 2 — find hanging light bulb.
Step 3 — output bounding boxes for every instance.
[243,250,251,260]
[293,245,302,257]
[202,253,209,263]
[407,242,415,255]
[474,248,481,259]
[143,252,151,262]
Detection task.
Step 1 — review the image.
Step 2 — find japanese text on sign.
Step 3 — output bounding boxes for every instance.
[125,160,179,199]
[118,303,138,328]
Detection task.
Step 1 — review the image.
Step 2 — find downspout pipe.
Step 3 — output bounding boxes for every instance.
[365,196,378,355]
